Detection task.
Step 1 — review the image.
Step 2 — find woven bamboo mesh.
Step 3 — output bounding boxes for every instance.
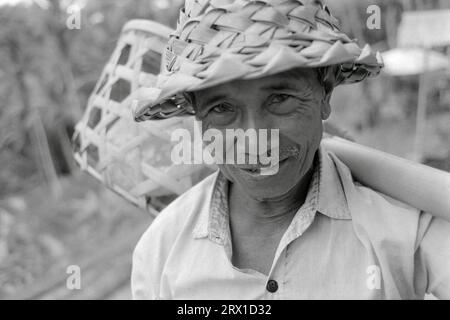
[73,20,214,213]
[134,0,383,121]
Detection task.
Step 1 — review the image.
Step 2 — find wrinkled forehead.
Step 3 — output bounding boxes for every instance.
[192,67,321,102]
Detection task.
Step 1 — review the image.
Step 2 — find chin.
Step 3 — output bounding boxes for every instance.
[226,158,304,201]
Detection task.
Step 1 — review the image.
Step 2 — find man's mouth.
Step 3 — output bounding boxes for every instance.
[237,156,290,176]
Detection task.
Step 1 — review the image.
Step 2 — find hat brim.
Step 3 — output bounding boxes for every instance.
[134,1,384,121]
[134,41,383,121]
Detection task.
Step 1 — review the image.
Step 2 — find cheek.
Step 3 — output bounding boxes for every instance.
[274,108,322,145]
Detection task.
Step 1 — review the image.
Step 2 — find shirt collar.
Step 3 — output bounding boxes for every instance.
[316,144,352,220]
[192,143,351,240]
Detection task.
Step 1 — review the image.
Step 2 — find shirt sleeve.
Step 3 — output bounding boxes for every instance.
[131,213,176,300]
[415,212,450,299]
[131,227,160,300]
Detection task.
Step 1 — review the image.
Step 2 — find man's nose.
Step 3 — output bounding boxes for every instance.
[239,108,271,132]
[236,108,275,158]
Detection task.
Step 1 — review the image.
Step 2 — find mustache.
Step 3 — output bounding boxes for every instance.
[278,145,301,160]
[232,144,301,167]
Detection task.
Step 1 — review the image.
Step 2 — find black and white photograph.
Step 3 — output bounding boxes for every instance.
[0,0,450,304]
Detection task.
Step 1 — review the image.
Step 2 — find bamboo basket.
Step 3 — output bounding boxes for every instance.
[73,20,214,214]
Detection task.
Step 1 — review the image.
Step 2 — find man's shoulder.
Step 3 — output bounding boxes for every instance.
[355,181,421,215]
[327,149,422,217]
[136,170,218,246]
[328,150,428,243]
[159,170,217,221]
[131,172,219,299]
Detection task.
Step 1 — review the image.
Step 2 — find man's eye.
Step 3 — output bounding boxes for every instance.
[210,103,234,113]
[268,94,291,105]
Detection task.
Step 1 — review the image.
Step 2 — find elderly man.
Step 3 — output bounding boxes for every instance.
[131,0,450,299]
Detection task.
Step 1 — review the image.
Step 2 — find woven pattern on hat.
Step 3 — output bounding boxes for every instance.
[134,0,383,121]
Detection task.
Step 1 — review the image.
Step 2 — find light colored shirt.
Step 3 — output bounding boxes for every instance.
[131,144,450,299]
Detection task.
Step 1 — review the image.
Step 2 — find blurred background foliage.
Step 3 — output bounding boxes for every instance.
[0,0,449,298]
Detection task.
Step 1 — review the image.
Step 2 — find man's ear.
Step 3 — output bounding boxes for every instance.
[320,88,332,120]
[317,66,336,120]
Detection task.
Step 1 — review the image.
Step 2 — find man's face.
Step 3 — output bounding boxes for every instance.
[193,68,330,201]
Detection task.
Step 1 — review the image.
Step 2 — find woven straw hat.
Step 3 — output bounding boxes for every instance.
[134,0,383,121]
